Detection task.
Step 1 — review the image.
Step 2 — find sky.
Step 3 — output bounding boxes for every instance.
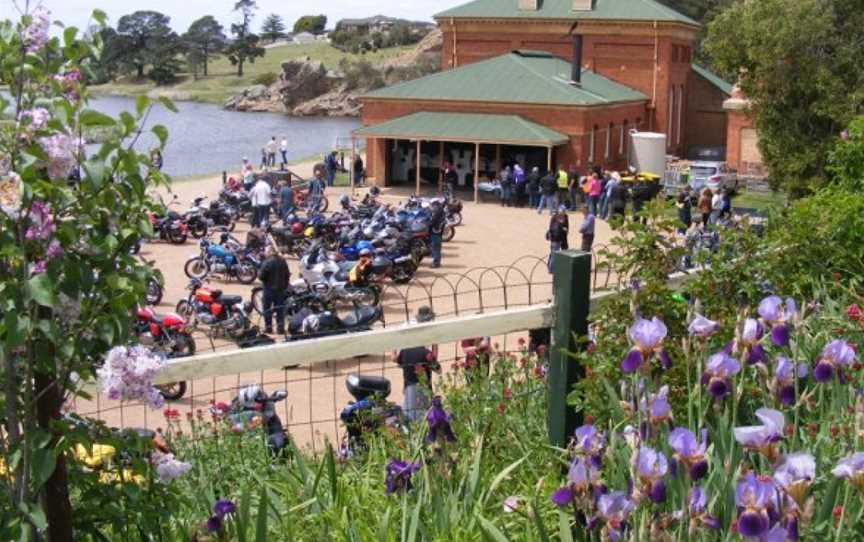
[2,0,468,33]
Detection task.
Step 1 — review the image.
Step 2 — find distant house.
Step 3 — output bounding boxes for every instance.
[293,32,317,44]
[336,15,434,34]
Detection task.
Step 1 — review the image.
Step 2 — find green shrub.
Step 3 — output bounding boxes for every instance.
[251,72,278,87]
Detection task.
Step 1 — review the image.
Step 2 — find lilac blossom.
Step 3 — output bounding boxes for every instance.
[831,452,864,491]
[622,317,671,373]
[151,450,192,483]
[30,260,47,275]
[18,107,50,131]
[739,318,767,365]
[641,385,672,426]
[734,408,784,460]
[593,491,634,541]
[735,473,778,538]
[635,446,668,503]
[45,239,63,260]
[759,296,797,347]
[38,133,79,180]
[773,453,815,507]
[23,5,51,53]
[772,357,807,406]
[668,427,709,481]
[24,200,55,241]
[96,346,167,409]
[385,459,420,494]
[54,69,82,101]
[702,351,741,400]
[688,314,720,338]
[426,396,455,444]
[813,339,856,383]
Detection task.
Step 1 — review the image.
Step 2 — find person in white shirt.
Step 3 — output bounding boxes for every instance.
[279,137,288,166]
[265,137,278,168]
[250,177,273,227]
[710,190,724,225]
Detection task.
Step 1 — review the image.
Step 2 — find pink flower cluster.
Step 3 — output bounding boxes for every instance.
[24,5,51,53]
[25,199,54,240]
[38,133,79,180]
[151,450,192,482]
[97,346,167,409]
[54,70,82,101]
[18,107,50,131]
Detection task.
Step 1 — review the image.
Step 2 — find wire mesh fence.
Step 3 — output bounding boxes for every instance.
[71,249,618,451]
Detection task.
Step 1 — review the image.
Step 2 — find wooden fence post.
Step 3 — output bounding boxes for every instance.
[547,250,591,448]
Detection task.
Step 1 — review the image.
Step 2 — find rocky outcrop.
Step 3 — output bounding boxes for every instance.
[224,84,284,112]
[380,29,442,69]
[278,59,337,108]
[291,85,360,117]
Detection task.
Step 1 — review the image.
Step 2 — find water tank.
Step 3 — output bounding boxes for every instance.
[629,131,667,176]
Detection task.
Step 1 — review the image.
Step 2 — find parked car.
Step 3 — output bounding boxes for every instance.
[689,161,738,193]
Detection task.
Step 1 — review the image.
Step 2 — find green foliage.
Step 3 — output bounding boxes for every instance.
[116,10,183,80]
[705,0,864,197]
[827,117,864,192]
[227,1,265,77]
[260,14,286,42]
[338,59,385,91]
[384,54,441,86]
[251,72,278,87]
[293,15,327,35]
[183,15,227,77]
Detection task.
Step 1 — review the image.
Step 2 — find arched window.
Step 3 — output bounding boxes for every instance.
[588,126,596,163]
[619,120,626,156]
[605,122,612,161]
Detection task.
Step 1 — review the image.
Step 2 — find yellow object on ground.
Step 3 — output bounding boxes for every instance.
[99,469,146,485]
[620,172,661,183]
[74,443,117,468]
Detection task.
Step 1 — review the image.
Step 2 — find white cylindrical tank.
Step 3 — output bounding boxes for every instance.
[628,130,667,176]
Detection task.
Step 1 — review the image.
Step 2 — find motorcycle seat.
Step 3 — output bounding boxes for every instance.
[339,306,378,328]
[220,295,243,306]
[346,374,391,400]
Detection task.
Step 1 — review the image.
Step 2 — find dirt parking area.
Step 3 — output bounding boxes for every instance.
[71,165,616,450]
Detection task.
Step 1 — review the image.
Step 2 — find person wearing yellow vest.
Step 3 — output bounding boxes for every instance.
[556,166,569,209]
[349,249,373,286]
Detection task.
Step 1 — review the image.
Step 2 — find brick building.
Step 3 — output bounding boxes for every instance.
[355,0,736,196]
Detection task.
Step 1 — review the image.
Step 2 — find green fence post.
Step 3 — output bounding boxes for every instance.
[547,250,592,448]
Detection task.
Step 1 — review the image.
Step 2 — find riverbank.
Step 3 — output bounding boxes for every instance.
[90,41,414,108]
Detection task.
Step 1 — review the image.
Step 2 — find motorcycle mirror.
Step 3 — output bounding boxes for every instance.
[271,390,288,402]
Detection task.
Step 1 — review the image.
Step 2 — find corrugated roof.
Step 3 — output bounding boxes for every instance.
[435,0,699,26]
[691,63,733,96]
[363,50,648,107]
[353,112,570,145]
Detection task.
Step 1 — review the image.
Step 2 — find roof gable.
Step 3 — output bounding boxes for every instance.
[363,50,648,107]
[691,64,733,96]
[435,0,699,26]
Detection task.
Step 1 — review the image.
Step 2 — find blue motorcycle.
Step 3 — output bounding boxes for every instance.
[184,239,259,284]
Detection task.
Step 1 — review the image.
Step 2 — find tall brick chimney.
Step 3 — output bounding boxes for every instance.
[572,0,593,11]
[518,0,540,10]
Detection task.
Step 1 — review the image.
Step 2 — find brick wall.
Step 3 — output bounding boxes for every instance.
[686,71,729,152]
[725,108,766,175]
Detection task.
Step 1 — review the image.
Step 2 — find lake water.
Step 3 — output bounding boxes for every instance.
[3,93,360,178]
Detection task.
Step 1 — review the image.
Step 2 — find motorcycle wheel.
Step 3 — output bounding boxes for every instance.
[145,279,163,306]
[156,382,187,402]
[175,300,194,321]
[345,287,379,307]
[391,263,416,284]
[319,196,330,213]
[410,240,427,261]
[169,230,188,244]
[449,212,463,226]
[442,225,456,243]
[250,288,264,315]
[236,263,258,285]
[189,220,208,239]
[184,257,209,279]
[170,333,196,357]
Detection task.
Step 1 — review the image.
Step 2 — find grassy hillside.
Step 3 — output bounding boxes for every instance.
[91,41,415,105]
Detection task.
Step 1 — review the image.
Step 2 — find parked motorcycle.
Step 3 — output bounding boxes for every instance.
[176,279,253,341]
[339,374,403,458]
[134,307,195,401]
[183,198,210,239]
[184,239,259,284]
[294,190,330,213]
[287,305,382,341]
[145,276,163,306]
[217,386,290,455]
[148,211,188,245]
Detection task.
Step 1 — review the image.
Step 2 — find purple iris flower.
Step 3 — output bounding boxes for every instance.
[385,459,421,494]
[764,525,789,542]
[688,486,721,531]
[702,352,741,400]
[635,446,668,503]
[668,427,709,480]
[622,317,670,373]
[758,296,797,347]
[213,498,236,517]
[740,318,767,365]
[813,339,856,383]
[594,491,634,540]
[831,452,864,491]
[735,473,778,538]
[773,453,815,507]
[734,408,784,460]
[574,424,606,465]
[206,515,222,533]
[688,314,720,338]
[641,385,672,426]
[426,396,456,444]
[568,456,600,490]
[551,485,575,507]
[773,357,807,406]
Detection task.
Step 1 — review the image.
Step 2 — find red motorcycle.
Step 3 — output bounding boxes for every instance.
[175,279,252,341]
[134,307,195,401]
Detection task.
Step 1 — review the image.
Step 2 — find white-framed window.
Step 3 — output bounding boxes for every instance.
[619,121,626,156]
[676,85,683,145]
[667,86,675,146]
[588,126,595,163]
[605,123,612,160]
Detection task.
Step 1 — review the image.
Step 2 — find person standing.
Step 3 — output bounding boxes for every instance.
[578,206,595,252]
[308,165,326,214]
[353,155,365,186]
[697,188,713,228]
[527,167,541,208]
[258,246,291,335]
[279,136,289,166]
[588,173,603,216]
[710,188,724,225]
[600,172,618,219]
[721,188,733,220]
[546,209,569,272]
[443,162,458,197]
[556,166,569,208]
[676,186,693,234]
[429,200,445,268]
[537,169,558,214]
[568,173,580,211]
[324,150,338,187]
[512,163,526,207]
[499,166,512,207]
[250,176,272,227]
[259,146,268,170]
[279,178,295,222]
[266,136,278,168]
[608,178,628,224]
[395,307,439,421]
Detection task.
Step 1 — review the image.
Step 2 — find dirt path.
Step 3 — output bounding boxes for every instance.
[72,163,617,451]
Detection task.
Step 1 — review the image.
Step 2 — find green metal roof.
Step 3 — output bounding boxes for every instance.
[691,63,733,96]
[363,50,648,107]
[435,0,699,26]
[353,112,570,146]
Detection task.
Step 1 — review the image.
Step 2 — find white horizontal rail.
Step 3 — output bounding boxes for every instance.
[149,303,556,384]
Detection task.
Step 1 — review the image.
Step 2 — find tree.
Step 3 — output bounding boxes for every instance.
[116,10,181,79]
[293,15,327,35]
[705,0,864,196]
[225,0,265,77]
[260,13,286,42]
[183,15,227,77]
